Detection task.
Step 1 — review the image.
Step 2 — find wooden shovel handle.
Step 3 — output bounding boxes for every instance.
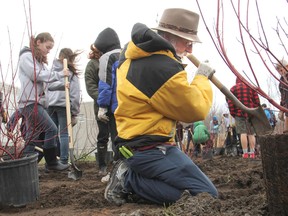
[185,54,273,135]
[63,59,83,176]
[63,59,74,148]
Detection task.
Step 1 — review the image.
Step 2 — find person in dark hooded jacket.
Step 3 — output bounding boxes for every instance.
[47,48,81,164]
[85,28,121,176]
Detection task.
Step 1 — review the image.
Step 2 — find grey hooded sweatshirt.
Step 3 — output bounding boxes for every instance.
[47,59,81,116]
[18,47,66,109]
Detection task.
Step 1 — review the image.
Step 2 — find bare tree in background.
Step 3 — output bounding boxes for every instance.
[195,1,288,214]
[195,0,288,112]
[0,1,97,160]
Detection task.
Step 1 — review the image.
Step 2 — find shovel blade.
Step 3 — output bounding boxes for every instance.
[68,168,83,181]
[68,148,83,180]
[249,106,273,135]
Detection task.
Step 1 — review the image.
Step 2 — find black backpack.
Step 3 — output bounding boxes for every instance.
[269,109,277,127]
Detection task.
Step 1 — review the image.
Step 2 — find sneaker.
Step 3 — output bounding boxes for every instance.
[242,153,249,159]
[104,160,128,206]
[250,152,255,159]
[101,172,110,183]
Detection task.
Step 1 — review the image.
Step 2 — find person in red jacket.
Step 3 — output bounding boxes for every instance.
[227,77,260,159]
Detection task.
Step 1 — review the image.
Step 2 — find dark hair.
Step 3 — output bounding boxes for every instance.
[30,32,54,64]
[261,103,267,108]
[88,44,102,60]
[34,32,54,43]
[58,48,82,76]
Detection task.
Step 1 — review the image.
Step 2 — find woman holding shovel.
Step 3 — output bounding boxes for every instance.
[17,32,69,171]
[47,48,81,165]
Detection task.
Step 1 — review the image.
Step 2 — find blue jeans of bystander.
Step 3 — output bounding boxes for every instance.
[20,103,58,152]
[48,106,69,164]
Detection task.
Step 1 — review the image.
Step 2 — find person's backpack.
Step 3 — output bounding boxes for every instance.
[268,109,277,127]
[264,108,277,127]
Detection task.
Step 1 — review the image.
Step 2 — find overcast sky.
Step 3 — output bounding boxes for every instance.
[0,0,287,109]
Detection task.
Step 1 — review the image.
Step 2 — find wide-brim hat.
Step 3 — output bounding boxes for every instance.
[275,58,288,68]
[279,58,288,66]
[152,8,201,43]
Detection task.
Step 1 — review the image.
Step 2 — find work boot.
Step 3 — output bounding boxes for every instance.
[104,160,129,206]
[96,146,108,174]
[44,147,70,171]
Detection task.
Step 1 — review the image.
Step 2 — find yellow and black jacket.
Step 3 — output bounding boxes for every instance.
[115,23,213,149]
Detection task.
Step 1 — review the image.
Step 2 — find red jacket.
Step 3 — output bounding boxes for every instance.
[228,77,260,118]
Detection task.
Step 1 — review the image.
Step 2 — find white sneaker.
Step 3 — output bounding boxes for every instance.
[101,172,110,183]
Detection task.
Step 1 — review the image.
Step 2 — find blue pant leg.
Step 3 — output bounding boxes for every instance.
[36,105,58,149]
[57,107,69,163]
[125,168,182,204]
[47,107,60,154]
[125,146,218,204]
[125,147,181,204]
[164,146,218,197]
[21,104,58,150]
[20,104,41,150]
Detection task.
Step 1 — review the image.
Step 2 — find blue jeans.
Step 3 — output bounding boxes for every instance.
[47,106,69,163]
[20,103,58,152]
[124,145,218,204]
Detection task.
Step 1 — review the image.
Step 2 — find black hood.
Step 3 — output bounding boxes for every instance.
[94,27,121,54]
[131,23,178,59]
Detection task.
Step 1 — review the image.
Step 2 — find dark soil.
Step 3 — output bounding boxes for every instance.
[0,155,269,216]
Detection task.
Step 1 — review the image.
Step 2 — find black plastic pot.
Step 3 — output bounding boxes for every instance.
[259,134,288,215]
[0,152,39,207]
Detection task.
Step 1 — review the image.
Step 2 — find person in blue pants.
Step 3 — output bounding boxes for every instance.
[104,8,218,206]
